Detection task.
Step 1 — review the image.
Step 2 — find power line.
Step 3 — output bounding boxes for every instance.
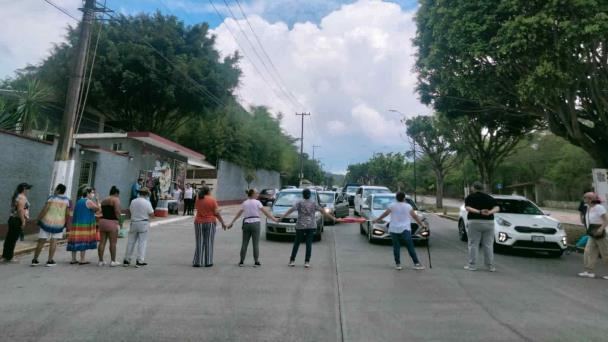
[42,0,79,21]
[206,0,298,112]
[232,0,305,110]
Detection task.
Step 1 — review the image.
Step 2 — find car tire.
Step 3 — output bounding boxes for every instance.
[458,219,468,242]
[315,232,322,241]
[266,232,273,240]
[367,222,373,243]
[548,250,564,258]
[360,223,365,235]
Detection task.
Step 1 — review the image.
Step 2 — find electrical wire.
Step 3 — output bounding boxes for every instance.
[42,0,79,21]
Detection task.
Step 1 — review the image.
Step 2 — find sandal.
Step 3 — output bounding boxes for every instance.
[70,261,79,264]
[78,261,90,265]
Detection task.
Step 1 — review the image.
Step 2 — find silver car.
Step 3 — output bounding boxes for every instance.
[360,193,429,245]
[318,191,350,225]
[266,189,324,241]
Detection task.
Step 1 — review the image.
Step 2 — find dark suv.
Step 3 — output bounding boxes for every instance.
[258,188,278,206]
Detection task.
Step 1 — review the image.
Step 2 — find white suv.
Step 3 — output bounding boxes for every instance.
[458,195,567,257]
[354,185,390,216]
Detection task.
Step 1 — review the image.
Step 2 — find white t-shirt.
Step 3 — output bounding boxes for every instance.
[130,197,154,222]
[242,199,263,223]
[587,204,607,226]
[184,188,193,199]
[172,189,182,200]
[388,202,413,233]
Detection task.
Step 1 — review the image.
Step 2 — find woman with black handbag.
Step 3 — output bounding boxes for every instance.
[578,192,608,279]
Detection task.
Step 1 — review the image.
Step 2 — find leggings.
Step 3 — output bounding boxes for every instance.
[2,217,22,261]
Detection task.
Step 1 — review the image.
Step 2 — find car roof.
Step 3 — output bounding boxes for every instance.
[319,191,336,194]
[491,194,530,201]
[370,193,413,199]
[279,188,317,193]
[359,185,390,189]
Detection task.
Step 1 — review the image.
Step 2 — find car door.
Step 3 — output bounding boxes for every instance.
[335,194,348,217]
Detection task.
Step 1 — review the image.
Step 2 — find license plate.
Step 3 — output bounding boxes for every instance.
[532,236,545,243]
[286,227,295,233]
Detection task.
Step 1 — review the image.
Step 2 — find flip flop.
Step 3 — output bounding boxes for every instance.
[78,261,90,265]
[70,261,79,264]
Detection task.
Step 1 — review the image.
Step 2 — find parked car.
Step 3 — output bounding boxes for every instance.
[359,193,429,245]
[266,188,324,241]
[354,185,390,216]
[258,188,278,206]
[318,191,350,224]
[457,195,567,257]
[342,183,360,207]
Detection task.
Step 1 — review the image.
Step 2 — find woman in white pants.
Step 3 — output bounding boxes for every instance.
[124,187,154,268]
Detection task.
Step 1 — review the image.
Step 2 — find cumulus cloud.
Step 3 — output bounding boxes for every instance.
[212,0,430,172]
[0,0,80,79]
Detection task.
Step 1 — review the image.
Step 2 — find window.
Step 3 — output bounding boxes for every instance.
[111,142,123,151]
[78,160,96,188]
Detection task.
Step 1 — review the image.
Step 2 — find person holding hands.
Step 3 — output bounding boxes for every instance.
[463,181,500,272]
[373,191,427,271]
[227,189,278,267]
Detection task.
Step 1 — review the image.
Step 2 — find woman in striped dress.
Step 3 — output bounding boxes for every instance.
[192,186,226,267]
[67,187,99,264]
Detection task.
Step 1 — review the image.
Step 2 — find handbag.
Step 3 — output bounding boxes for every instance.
[586,210,606,239]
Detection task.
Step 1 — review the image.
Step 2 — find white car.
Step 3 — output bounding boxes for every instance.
[354,185,390,216]
[360,193,429,245]
[458,195,567,257]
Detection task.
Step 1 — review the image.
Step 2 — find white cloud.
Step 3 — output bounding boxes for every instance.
[0,0,80,79]
[212,0,430,172]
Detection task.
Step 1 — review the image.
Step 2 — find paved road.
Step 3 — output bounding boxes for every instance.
[1,208,608,341]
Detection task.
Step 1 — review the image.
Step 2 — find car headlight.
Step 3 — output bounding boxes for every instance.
[496,217,512,227]
[498,232,509,242]
[561,236,567,245]
[372,228,385,236]
[324,208,331,213]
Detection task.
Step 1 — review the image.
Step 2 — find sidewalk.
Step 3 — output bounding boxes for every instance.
[0,204,240,259]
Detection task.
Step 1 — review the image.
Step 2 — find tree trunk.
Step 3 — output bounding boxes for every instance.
[435,171,444,209]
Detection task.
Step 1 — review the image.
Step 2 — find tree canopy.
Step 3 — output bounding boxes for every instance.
[414,0,608,166]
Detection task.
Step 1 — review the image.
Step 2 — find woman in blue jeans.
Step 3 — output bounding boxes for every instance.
[373,192,427,270]
[280,188,338,268]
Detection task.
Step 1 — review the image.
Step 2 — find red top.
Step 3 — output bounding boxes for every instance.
[194,196,218,224]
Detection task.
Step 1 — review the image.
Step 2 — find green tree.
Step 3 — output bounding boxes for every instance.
[414,0,608,166]
[405,115,458,208]
[32,12,240,135]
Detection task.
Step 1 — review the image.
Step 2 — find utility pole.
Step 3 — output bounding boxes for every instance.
[413,141,417,202]
[312,145,321,163]
[296,112,310,186]
[50,0,96,196]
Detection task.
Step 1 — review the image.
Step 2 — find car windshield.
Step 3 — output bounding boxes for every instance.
[372,197,417,210]
[319,193,334,204]
[260,189,271,195]
[363,188,390,197]
[274,192,317,206]
[346,186,358,193]
[496,199,543,215]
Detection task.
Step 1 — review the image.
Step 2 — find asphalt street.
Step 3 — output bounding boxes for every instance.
[1,207,608,342]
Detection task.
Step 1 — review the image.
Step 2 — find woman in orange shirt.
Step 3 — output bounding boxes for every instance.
[193,186,226,267]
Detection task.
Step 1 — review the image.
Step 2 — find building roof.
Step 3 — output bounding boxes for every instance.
[74,132,214,169]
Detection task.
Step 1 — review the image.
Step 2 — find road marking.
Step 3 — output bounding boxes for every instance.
[330,226,346,342]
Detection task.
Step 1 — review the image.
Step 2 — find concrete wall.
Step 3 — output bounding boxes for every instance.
[215,160,280,202]
[0,131,57,233]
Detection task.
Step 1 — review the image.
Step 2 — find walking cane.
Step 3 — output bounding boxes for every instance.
[420,229,432,268]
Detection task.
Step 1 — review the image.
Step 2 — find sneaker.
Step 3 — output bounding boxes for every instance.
[123,260,130,267]
[395,264,403,270]
[135,261,147,268]
[304,262,310,268]
[254,261,261,267]
[413,264,425,270]
[602,276,608,280]
[98,261,106,267]
[204,264,213,268]
[464,265,477,271]
[578,271,596,278]
[288,260,295,267]
[31,258,40,267]
[238,262,245,267]
[109,261,121,267]
[45,260,56,267]
[488,266,496,272]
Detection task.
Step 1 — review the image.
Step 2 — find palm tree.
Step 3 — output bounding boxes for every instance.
[14,78,56,134]
[0,98,21,131]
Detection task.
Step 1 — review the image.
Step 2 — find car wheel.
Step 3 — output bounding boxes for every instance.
[360,223,365,235]
[458,219,468,242]
[266,232,273,240]
[548,250,564,258]
[367,222,373,243]
[315,230,322,241]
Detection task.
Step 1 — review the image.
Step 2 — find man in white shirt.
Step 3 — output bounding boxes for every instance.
[183,184,194,216]
[124,187,154,268]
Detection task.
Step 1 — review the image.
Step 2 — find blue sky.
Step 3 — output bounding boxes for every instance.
[107,0,418,28]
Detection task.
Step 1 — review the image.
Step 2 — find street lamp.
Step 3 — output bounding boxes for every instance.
[388,109,417,202]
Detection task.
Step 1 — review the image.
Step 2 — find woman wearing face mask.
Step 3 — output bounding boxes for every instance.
[67,187,100,265]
